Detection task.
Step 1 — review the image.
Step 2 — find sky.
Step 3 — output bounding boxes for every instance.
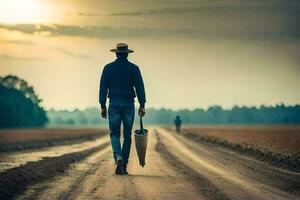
[0,0,299,110]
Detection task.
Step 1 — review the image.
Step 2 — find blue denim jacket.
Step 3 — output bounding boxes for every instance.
[99,57,146,108]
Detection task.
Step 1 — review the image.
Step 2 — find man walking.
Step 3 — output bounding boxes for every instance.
[99,43,146,175]
[174,115,182,133]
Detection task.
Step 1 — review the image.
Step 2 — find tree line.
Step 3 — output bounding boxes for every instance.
[47,104,300,126]
[0,75,48,128]
[1,75,298,127]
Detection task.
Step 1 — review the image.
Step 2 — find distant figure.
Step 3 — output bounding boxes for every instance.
[174,115,182,132]
[99,43,146,175]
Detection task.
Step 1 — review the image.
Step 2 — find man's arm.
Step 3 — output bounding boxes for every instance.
[134,67,146,116]
[99,66,109,118]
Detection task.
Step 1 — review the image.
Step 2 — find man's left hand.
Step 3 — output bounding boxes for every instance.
[138,107,145,117]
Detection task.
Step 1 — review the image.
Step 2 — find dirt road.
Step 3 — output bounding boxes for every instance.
[1,128,299,200]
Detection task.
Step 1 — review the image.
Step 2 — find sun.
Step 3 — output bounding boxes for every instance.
[0,0,47,24]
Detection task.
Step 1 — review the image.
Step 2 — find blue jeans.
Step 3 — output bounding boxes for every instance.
[108,102,135,164]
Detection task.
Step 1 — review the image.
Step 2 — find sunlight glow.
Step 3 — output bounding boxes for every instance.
[0,0,51,24]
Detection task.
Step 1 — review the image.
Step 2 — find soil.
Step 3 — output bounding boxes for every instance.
[0,127,299,200]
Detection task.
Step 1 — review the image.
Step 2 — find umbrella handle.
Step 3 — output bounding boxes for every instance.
[140,116,144,130]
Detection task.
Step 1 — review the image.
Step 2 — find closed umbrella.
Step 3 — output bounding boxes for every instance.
[134,117,148,167]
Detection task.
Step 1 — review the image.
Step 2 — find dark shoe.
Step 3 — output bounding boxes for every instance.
[123,164,128,175]
[115,160,125,175]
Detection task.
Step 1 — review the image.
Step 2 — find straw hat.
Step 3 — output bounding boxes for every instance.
[110,43,134,53]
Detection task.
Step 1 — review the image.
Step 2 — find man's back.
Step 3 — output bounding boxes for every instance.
[175,116,182,126]
[99,57,146,108]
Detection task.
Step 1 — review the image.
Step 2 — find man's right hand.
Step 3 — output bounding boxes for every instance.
[101,107,107,119]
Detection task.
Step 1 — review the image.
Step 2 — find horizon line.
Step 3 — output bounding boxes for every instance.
[47,103,300,112]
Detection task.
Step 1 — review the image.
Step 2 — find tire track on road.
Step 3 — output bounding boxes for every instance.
[155,132,230,200]
[156,127,298,200]
[0,136,110,172]
[171,129,300,196]
[68,128,207,200]
[18,145,111,200]
[57,146,111,200]
[0,137,110,200]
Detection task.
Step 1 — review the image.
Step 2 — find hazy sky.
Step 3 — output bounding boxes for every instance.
[0,0,299,110]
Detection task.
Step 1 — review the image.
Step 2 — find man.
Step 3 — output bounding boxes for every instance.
[174,115,182,133]
[99,43,146,175]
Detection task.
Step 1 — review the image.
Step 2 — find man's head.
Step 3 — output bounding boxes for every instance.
[116,52,128,59]
[110,43,134,59]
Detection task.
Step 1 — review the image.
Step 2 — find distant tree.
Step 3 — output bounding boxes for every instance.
[51,116,64,125]
[207,106,224,124]
[77,112,88,125]
[65,118,75,125]
[0,75,48,128]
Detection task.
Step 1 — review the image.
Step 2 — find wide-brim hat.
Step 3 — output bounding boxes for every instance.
[110,43,134,53]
